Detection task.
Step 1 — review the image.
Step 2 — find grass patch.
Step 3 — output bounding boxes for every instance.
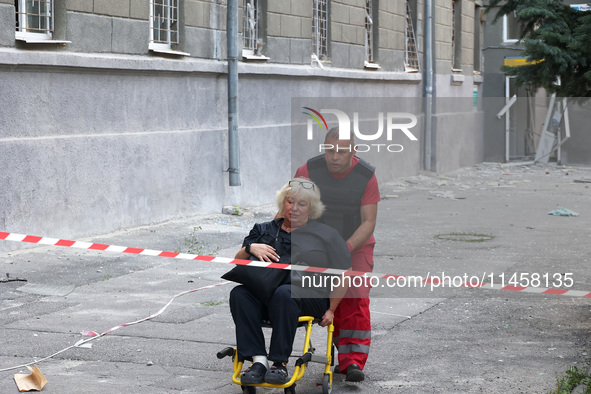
[200,300,224,307]
[176,226,220,255]
[552,366,591,393]
[434,232,495,242]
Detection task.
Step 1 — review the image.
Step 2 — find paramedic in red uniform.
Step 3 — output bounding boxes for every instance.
[294,126,379,382]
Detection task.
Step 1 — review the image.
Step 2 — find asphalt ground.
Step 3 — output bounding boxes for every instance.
[1,162,591,393]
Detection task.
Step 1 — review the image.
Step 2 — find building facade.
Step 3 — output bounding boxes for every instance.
[0,0,485,250]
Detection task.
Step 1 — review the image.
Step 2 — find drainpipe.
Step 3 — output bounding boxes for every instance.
[227,0,240,186]
[423,0,433,172]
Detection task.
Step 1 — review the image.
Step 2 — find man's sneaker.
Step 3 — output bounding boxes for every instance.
[345,364,365,382]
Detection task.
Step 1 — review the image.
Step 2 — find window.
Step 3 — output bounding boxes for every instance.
[243,0,259,55]
[242,0,268,58]
[150,0,178,51]
[503,12,522,43]
[473,5,483,73]
[312,0,328,60]
[364,0,378,67]
[451,0,462,70]
[405,0,419,72]
[15,0,53,41]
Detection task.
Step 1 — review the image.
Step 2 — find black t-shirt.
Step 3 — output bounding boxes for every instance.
[291,220,352,298]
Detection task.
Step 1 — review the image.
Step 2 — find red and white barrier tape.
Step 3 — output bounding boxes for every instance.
[1,231,589,298]
[0,231,372,278]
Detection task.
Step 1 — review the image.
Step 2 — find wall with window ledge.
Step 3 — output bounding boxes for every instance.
[0,1,424,72]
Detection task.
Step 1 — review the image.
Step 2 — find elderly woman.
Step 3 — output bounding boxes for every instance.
[229,178,351,386]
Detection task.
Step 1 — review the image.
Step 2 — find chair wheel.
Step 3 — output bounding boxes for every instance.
[241,385,256,394]
[284,383,296,394]
[322,373,332,394]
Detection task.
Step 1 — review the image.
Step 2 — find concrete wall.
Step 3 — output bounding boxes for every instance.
[431,99,484,173]
[561,100,591,165]
[430,0,485,172]
[0,48,427,252]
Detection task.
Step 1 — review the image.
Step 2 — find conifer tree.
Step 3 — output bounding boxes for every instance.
[488,0,591,97]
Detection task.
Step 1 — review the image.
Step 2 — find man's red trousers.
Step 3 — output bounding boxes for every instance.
[333,245,373,372]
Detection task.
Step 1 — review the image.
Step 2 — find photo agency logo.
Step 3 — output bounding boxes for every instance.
[302,106,419,153]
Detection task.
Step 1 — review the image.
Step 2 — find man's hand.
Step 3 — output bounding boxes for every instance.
[319,309,335,327]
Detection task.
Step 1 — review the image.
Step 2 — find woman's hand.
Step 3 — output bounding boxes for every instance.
[249,243,280,262]
[319,309,334,327]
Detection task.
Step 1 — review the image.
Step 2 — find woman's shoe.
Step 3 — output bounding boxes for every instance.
[240,362,267,385]
[264,362,289,384]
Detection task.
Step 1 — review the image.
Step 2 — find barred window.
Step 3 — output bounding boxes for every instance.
[405,0,420,72]
[365,0,374,64]
[312,0,328,60]
[150,0,178,51]
[243,0,259,55]
[15,0,53,41]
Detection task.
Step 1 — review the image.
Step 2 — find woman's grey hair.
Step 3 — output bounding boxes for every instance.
[276,177,325,220]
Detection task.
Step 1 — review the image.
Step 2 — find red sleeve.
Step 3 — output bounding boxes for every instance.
[361,174,380,206]
[294,164,310,179]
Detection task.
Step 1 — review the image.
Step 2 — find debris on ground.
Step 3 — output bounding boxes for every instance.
[548,208,580,217]
[14,365,47,392]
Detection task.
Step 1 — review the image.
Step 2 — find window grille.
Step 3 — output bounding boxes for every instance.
[15,0,53,39]
[405,0,420,71]
[312,0,328,60]
[243,0,259,55]
[365,0,374,64]
[150,0,178,50]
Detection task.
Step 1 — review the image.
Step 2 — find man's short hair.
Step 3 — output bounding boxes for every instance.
[325,126,355,146]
